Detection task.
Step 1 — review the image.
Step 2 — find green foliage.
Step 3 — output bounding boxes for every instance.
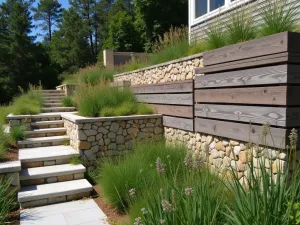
[61,96,74,107]
[79,66,114,85]
[0,178,17,224]
[32,0,63,41]
[75,83,153,117]
[0,124,10,160]
[10,85,43,115]
[205,19,227,50]
[0,106,11,124]
[226,5,256,45]
[259,0,299,36]
[137,104,154,115]
[10,125,26,144]
[98,141,186,212]
[69,155,81,165]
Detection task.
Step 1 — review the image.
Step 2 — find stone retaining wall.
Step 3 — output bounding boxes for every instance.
[0,161,21,191]
[114,53,203,85]
[56,84,77,96]
[62,114,163,165]
[165,127,288,182]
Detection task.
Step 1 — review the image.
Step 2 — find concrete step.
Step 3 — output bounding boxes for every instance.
[42,93,65,97]
[30,112,62,122]
[25,128,67,138]
[43,96,64,100]
[31,120,64,129]
[43,102,63,107]
[40,90,65,94]
[43,99,62,104]
[18,179,93,208]
[20,164,86,186]
[18,135,70,148]
[42,107,76,113]
[19,145,78,168]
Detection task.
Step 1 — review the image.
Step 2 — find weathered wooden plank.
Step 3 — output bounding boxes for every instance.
[195,118,287,148]
[163,116,193,131]
[195,64,300,88]
[195,86,289,105]
[132,80,193,94]
[204,32,300,66]
[195,104,300,127]
[136,93,193,105]
[196,52,300,74]
[150,104,193,118]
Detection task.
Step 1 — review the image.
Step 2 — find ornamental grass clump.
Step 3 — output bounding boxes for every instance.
[75,82,153,117]
[0,178,17,224]
[61,96,74,107]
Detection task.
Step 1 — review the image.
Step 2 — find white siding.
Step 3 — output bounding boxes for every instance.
[190,0,300,43]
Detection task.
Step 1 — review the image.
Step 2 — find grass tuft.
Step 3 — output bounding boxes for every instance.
[69,155,82,165]
[61,96,74,107]
[10,125,26,144]
[0,179,17,224]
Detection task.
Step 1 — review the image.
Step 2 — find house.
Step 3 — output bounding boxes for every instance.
[188,0,300,43]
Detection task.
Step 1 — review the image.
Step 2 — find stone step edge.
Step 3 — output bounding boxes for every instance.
[18,179,92,203]
[25,128,67,135]
[42,107,76,110]
[31,120,64,126]
[20,164,86,180]
[18,135,70,145]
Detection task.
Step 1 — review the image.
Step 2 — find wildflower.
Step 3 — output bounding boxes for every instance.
[184,152,193,168]
[129,188,136,197]
[160,219,165,224]
[156,157,165,175]
[161,199,172,212]
[134,217,142,225]
[141,208,148,215]
[184,187,194,196]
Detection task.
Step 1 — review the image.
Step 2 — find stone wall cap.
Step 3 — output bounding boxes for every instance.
[114,52,203,78]
[7,112,76,120]
[62,113,163,124]
[56,84,77,88]
[0,160,21,173]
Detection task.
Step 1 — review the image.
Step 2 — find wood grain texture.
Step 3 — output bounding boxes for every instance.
[195,64,293,88]
[150,104,193,118]
[204,32,300,66]
[132,80,193,94]
[195,104,300,127]
[195,118,287,148]
[195,52,300,74]
[136,93,193,105]
[194,86,288,105]
[163,116,193,131]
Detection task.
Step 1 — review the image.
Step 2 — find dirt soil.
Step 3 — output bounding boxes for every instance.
[7,208,20,225]
[0,145,19,162]
[92,185,130,225]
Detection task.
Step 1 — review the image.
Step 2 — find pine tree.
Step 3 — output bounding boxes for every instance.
[33,0,63,42]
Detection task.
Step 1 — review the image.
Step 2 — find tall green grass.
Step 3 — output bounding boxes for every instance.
[0,125,10,160]
[61,96,74,107]
[74,83,153,117]
[9,125,26,144]
[0,178,17,224]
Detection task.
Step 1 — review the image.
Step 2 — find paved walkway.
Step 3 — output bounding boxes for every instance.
[20,199,109,225]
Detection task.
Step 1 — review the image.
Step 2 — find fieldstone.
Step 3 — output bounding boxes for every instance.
[98,127,109,134]
[78,130,87,141]
[278,152,287,160]
[110,122,119,132]
[84,129,97,136]
[146,123,154,128]
[272,160,287,174]
[78,141,91,150]
[5,172,19,186]
[264,149,278,160]
[201,143,209,153]
[98,139,104,146]
[84,150,96,161]
[215,142,223,151]
[196,142,201,150]
[47,177,57,183]
[96,133,103,141]
[234,146,241,156]
[108,132,116,139]
[108,143,117,150]
[116,135,125,144]
[104,138,111,145]
[223,156,231,167]
[123,129,127,136]
[240,144,246,151]
[239,151,251,163]
[117,127,123,135]
[103,121,112,126]
[213,158,223,168]
[225,146,232,157]
[211,149,219,159]
[230,140,239,146]
[236,161,248,172]
[219,151,225,158]
[120,121,126,128]
[83,124,91,130]
[154,127,163,134]
[92,125,98,130]
[222,141,229,146]
[44,160,56,166]
[128,127,138,135]
[209,141,216,150]
[206,135,213,144]
[91,146,99,153]
[87,136,95,142]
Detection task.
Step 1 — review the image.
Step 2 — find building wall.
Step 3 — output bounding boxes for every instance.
[190,0,300,43]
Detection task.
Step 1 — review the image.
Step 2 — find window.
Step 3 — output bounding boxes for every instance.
[195,0,207,18]
[210,0,225,11]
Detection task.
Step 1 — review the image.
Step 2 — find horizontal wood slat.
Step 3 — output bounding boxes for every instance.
[195,64,300,88]
[136,93,193,105]
[132,80,193,94]
[163,116,193,131]
[195,104,300,127]
[204,32,300,66]
[150,104,193,118]
[195,118,287,148]
[195,86,297,106]
[195,52,300,74]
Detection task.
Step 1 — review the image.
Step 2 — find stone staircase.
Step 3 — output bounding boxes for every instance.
[17,90,93,208]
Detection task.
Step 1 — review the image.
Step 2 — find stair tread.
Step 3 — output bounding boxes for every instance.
[18,135,69,145]
[19,145,78,162]
[20,164,85,180]
[25,128,66,134]
[42,107,75,110]
[18,179,92,202]
[31,120,64,126]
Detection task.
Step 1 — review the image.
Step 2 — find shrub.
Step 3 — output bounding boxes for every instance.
[98,141,186,212]
[61,96,74,107]
[100,107,116,117]
[137,104,154,115]
[0,179,17,224]
[226,4,256,45]
[114,102,136,116]
[0,124,11,160]
[259,0,299,36]
[205,18,227,50]
[0,106,11,124]
[69,155,81,165]
[9,125,26,144]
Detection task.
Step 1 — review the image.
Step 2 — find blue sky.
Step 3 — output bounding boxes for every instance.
[0,0,70,42]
